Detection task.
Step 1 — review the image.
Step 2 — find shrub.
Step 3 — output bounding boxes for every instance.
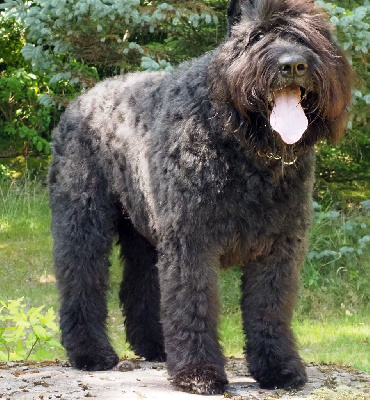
[0,298,61,362]
[299,201,370,316]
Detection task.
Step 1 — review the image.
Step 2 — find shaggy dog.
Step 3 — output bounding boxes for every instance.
[49,0,352,395]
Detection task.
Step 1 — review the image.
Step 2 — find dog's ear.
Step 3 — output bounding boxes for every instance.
[227,0,256,36]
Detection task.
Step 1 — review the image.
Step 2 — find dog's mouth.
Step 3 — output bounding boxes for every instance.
[268,85,308,145]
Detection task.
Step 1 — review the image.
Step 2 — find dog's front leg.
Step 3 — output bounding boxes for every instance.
[156,239,228,395]
[241,236,308,390]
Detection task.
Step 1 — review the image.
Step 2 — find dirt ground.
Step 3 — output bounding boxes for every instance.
[0,359,369,400]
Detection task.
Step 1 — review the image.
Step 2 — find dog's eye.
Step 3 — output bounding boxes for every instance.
[249,32,265,46]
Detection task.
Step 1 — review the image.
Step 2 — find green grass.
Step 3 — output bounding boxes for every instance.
[217,268,370,373]
[0,180,55,303]
[217,312,370,373]
[295,317,369,373]
[0,178,369,372]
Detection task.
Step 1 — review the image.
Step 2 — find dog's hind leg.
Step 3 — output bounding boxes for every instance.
[49,149,119,371]
[118,217,165,361]
[241,237,308,389]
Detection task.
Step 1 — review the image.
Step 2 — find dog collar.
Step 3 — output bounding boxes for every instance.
[257,150,297,165]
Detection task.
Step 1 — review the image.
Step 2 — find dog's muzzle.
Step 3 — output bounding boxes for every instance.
[278,54,309,78]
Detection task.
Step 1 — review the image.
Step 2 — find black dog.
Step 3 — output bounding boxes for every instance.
[49,0,352,394]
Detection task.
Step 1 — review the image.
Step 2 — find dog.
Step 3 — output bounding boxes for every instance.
[49,0,352,394]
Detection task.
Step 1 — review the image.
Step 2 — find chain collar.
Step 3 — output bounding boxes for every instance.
[257,150,297,165]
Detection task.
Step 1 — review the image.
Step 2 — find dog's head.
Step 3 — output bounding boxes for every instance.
[211,0,352,148]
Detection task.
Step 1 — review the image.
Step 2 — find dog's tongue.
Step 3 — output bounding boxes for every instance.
[270,85,308,144]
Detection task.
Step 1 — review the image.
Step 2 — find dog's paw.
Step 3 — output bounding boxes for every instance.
[249,356,307,390]
[133,343,166,362]
[171,365,228,395]
[68,347,119,371]
[144,350,166,362]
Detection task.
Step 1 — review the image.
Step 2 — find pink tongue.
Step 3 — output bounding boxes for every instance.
[270,85,308,144]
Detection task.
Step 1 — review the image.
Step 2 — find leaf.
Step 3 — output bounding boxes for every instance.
[360,200,370,210]
[27,332,36,342]
[0,335,7,345]
[46,321,59,332]
[37,141,43,152]
[28,305,45,317]
[33,324,48,340]
[339,246,355,254]
[0,2,17,11]
[15,340,26,356]
[46,339,62,348]
[38,94,55,106]
[44,308,55,321]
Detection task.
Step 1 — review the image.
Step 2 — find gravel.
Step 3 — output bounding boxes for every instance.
[0,359,368,400]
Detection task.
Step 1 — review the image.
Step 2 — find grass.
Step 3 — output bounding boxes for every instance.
[295,317,369,373]
[0,176,369,372]
[217,268,370,373]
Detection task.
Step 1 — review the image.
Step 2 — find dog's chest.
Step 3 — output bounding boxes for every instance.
[208,167,311,268]
[220,236,275,268]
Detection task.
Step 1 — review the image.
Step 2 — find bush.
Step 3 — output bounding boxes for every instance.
[299,200,370,316]
[315,1,370,191]
[1,0,222,87]
[0,1,368,184]
[0,14,81,156]
[0,298,61,362]
[0,67,52,154]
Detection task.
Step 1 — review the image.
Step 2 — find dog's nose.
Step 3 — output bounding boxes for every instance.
[279,55,308,77]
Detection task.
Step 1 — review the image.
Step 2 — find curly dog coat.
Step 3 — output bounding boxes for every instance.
[49,0,352,394]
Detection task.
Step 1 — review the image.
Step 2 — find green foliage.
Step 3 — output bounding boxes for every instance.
[0,14,81,156]
[0,297,61,362]
[0,9,26,67]
[0,67,52,154]
[323,0,370,110]
[0,1,224,157]
[321,0,370,62]
[1,0,222,86]
[0,163,12,182]
[315,1,370,189]
[300,201,370,316]
[0,15,49,156]
[0,15,52,156]
[1,0,367,185]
